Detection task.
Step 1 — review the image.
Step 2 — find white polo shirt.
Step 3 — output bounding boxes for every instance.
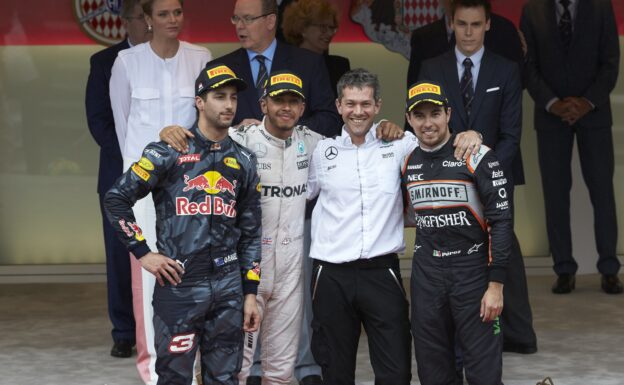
[308,122,418,263]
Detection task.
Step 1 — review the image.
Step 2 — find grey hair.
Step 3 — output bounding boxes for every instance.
[336,68,381,102]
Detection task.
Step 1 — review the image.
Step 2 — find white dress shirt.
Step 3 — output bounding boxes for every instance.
[307,123,418,263]
[555,0,578,27]
[110,41,211,165]
[455,45,485,91]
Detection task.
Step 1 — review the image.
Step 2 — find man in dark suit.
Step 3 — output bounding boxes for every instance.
[521,0,621,294]
[85,0,150,358]
[407,0,526,122]
[212,0,342,138]
[418,0,537,358]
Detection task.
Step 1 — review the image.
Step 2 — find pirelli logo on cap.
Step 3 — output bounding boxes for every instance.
[207,65,236,79]
[270,74,302,87]
[409,83,441,99]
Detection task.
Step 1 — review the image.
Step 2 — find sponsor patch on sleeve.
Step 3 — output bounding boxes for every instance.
[138,157,154,171]
[224,157,240,170]
[132,163,150,181]
[246,262,261,282]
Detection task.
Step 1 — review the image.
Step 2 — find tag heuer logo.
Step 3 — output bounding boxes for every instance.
[74,0,125,46]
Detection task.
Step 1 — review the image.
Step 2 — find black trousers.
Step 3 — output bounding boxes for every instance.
[501,179,536,350]
[412,253,503,385]
[536,125,619,275]
[99,193,135,343]
[311,255,412,385]
[153,265,243,385]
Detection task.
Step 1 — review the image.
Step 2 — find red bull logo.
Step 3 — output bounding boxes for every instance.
[182,171,237,196]
[176,196,237,217]
[118,219,145,241]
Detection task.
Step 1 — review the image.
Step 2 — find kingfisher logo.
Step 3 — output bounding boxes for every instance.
[182,172,237,196]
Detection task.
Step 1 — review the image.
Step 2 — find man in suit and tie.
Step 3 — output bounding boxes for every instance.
[85,0,151,358]
[418,0,538,360]
[211,0,342,138]
[407,0,525,93]
[520,0,621,294]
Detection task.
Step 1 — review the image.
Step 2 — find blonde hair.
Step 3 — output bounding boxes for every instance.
[141,0,184,16]
[282,0,339,47]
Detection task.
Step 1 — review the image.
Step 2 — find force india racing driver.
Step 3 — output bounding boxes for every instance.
[104,63,262,385]
[402,81,512,385]
[160,69,407,384]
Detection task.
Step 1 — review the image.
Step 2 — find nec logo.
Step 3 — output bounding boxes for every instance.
[407,174,424,182]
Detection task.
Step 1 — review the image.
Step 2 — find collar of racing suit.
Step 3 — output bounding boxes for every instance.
[190,122,233,151]
[419,134,455,158]
[258,117,296,149]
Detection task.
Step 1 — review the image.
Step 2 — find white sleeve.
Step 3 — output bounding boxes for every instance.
[307,144,322,200]
[110,56,131,156]
[401,131,419,164]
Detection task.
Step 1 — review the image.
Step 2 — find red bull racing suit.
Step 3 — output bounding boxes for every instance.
[104,124,262,385]
[401,137,512,385]
[230,121,323,385]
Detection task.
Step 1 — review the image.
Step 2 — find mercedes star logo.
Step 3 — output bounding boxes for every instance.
[325,146,338,160]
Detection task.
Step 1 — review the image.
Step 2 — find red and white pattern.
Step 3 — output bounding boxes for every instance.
[400,0,444,30]
[74,0,125,46]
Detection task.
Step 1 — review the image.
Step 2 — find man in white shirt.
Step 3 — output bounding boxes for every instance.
[307,69,414,385]
[307,68,480,385]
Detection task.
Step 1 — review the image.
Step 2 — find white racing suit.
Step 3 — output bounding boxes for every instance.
[232,121,322,385]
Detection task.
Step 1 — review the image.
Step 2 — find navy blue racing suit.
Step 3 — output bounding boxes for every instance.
[104,123,262,385]
[401,137,512,385]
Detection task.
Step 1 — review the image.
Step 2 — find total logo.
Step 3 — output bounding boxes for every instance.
[183,171,237,196]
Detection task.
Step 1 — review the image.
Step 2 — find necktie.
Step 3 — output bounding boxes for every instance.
[460,58,474,118]
[255,55,268,98]
[559,0,572,51]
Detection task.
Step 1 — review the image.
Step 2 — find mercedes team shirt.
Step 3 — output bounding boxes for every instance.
[307,123,418,263]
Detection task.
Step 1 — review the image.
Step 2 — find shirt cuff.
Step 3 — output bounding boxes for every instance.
[583,97,595,110]
[545,97,559,113]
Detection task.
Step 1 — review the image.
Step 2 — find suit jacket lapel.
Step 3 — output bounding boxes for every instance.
[547,0,564,52]
[570,0,588,49]
[236,48,261,118]
[272,41,292,71]
[442,50,468,128]
[469,50,494,127]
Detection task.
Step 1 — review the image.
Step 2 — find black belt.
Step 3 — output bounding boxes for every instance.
[315,253,398,269]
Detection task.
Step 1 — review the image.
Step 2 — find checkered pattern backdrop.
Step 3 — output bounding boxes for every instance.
[401,0,444,30]
[77,0,125,44]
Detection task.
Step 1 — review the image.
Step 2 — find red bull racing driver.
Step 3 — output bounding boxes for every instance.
[104,63,262,385]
